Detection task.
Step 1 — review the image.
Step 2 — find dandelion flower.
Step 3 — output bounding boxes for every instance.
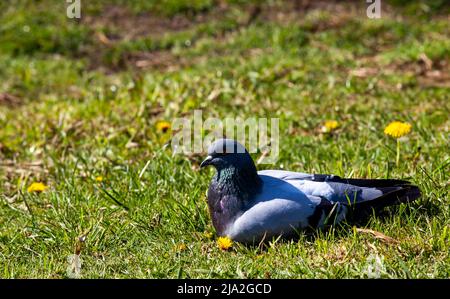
[156,121,171,133]
[384,121,412,167]
[384,121,412,138]
[217,236,233,251]
[95,176,103,182]
[175,243,187,252]
[27,182,47,193]
[322,120,339,133]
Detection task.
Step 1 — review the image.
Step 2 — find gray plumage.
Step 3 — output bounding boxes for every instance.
[201,139,421,244]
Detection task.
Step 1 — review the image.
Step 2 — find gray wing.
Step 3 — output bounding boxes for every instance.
[225,195,322,243]
[257,169,313,180]
[258,170,386,204]
[225,174,348,243]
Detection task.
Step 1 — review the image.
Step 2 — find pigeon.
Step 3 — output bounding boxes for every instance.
[200,139,421,244]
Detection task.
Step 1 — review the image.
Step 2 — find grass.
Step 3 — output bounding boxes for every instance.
[0,0,449,278]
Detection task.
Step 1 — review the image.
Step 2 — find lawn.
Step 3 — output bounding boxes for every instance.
[0,0,449,278]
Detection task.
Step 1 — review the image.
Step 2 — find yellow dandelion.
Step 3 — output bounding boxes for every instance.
[322,120,339,133]
[156,121,171,133]
[384,121,412,167]
[217,236,233,251]
[175,243,187,252]
[27,182,47,193]
[384,121,412,138]
[95,176,103,182]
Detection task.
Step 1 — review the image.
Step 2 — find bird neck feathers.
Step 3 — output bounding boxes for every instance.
[214,165,262,201]
[208,165,262,235]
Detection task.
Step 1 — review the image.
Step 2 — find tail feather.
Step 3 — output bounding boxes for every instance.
[348,184,421,219]
[310,174,421,220]
[342,178,411,188]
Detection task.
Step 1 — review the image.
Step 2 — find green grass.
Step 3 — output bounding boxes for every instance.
[0,0,449,278]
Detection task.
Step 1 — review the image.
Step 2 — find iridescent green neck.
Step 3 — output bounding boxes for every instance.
[214,165,262,201]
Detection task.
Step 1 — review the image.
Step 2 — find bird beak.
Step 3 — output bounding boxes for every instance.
[200,155,213,168]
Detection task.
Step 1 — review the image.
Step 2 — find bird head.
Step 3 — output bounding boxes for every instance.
[200,139,256,172]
